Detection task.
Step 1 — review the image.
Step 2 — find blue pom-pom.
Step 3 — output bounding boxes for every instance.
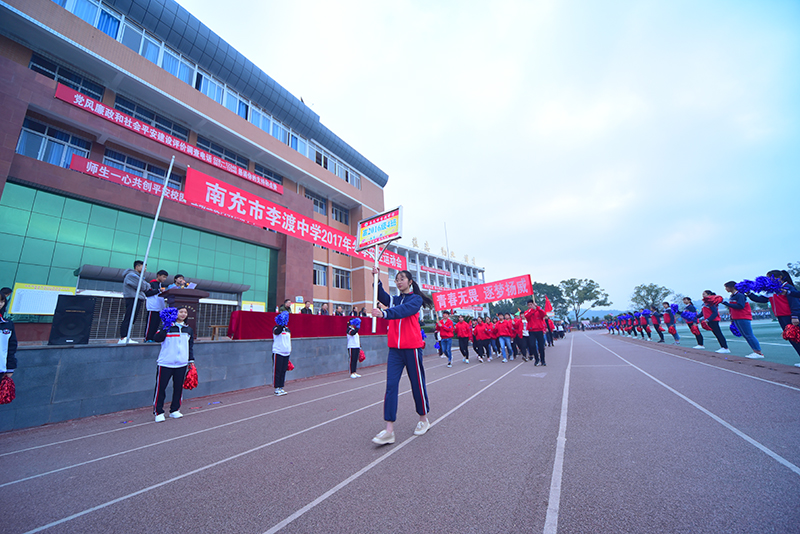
[670,304,679,315]
[642,309,651,316]
[434,341,440,350]
[349,318,361,328]
[681,311,697,322]
[634,312,641,317]
[421,328,427,340]
[275,311,289,326]
[159,307,178,329]
[753,276,783,295]
[736,279,755,294]
[729,322,742,337]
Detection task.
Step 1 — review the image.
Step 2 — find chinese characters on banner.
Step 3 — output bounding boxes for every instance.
[70,155,187,203]
[431,274,533,311]
[422,284,448,292]
[420,265,451,277]
[54,84,283,195]
[183,168,406,270]
[356,208,401,249]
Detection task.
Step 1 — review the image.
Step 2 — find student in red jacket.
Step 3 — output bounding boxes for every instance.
[513,313,526,360]
[435,311,454,366]
[477,317,492,362]
[455,315,472,365]
[747,270,800,364]
[546,317,556,346]
[661,302,680,344]
[524,298,547,366]
[701,291,729,353]
[495,313,515,362]
[370,267,434,445]
[721,281,763,359]
[488,317,500,360]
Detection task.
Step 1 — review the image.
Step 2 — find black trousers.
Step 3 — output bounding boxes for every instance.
[528,331,546,364]
[778,316,800,357]
[349,348,360,374]
[119,298,143,339]
[458,337,469,358]
[145,310,161,341]
[686,323,703,346]
[153,365,187,415]
[708,321,728,349]
[515,336,527,357]
[273,353,290,388]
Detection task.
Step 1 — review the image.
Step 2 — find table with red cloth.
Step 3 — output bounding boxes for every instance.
[227,311,391,340]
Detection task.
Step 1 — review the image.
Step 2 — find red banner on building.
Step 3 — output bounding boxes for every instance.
[420,265,450,277]
[183,168,406,270]
[432,274,532,311]
[55,84,283,195]
[422,283,448,292]
[70,155,188,204]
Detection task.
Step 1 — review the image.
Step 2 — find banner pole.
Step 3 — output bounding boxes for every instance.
[372,244,379,333]
[123,156,176,343]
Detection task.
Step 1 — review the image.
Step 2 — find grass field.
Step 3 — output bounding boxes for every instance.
[669,320,800,367]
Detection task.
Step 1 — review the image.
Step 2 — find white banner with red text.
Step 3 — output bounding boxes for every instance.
[432,274,532,311]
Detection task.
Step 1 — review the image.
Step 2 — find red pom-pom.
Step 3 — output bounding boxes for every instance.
[183,365,198,390]
[358,349,366,363]
[700,321,712,331]
[0,375,16,404]
[782,324,800,344]
[636,326,642,333]
[690,324,700,336]
[668,326,677,335]
[287,360,294,371]
[645,325,651,333]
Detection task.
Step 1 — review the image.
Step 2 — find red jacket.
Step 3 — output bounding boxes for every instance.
[513,317,524,337]
[476,323,491,340]
[490,322,499,338]
[436,319,454,338]
[377,282,424,349]
[455,321,472,338]
[524,306,547,332]
[496,320,514,337]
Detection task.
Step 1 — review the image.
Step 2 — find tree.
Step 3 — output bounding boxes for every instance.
[604,314,614,322]
[559,278,611,323]
[630,283,673,311]
[788,261,800,279]
[488,281,569,320]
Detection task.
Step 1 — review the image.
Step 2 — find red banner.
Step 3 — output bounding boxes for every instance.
[55,84,283,195]
[183,168,406,270]
[420,265,450,277]
[422,283,448,292]
[70,155,188,203]
[432,275,532,311]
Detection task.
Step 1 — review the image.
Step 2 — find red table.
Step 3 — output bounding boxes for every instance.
[227,311,390,340]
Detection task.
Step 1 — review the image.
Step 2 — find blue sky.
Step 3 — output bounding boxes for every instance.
[177,0,800,308]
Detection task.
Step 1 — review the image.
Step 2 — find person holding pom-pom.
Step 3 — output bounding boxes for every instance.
[347,318,362,378]
[152,307,194,422]
[746,270,800,366]
[682,297,704,349]
[272,311,291,396]
[721,281,764,359]
[661,302,680,344]
[0,292,18,402]
[701,291,729,353]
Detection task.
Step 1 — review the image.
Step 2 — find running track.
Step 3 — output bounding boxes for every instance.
[1,332,799,533]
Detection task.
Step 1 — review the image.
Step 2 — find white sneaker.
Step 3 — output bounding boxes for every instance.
[154,413,165,423]
[794,363,800,368]
[169,411,183,419]
[693,345,705,349]
[502,358,508,363]
[275,388,287,396]
[744,353,765,359]
[715,348,731,354]
[414,419,430,436]
[371,430,395,445]
[464,359,469,364]
[447,363,452,368]
[350,373,361,378]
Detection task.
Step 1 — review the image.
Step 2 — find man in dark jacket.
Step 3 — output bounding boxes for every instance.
[119,260,147,343]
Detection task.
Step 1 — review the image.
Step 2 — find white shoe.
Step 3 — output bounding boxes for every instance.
[693,345,705,349]
[715,348,731,354]
[372,430,395,445]
[447,362,452,368]
[794,363,800,368]
[350,373,361,378]
[744,353,765,359]
[275,388,287,396]
[502,358,507,363]
[169,411,183,419]
[118,338,138,344]
[154,413,165,423]
[414,419,430,436]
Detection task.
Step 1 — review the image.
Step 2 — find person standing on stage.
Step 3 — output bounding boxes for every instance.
[144,270,169,343]
[119,260,147,344]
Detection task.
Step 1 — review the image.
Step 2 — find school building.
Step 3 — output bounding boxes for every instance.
[0,0,392,340]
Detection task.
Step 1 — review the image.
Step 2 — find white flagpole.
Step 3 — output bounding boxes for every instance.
[123,156,176,344]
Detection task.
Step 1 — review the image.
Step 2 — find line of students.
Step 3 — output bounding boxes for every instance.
[606,270,800,366]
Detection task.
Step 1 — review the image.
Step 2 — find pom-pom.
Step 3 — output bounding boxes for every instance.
[275,311,289,326]
[729,323,742,337]
[681,311,697,322]
[358,349,366,362]
[645,325,651,333]
[434,341,440,350]
[700,321,712,331]
[689,324,700,336]
[782,324,800,344]
[287,360,294,371]
[183,365,198,390]
[668,325,677,335]
[420,328,427,340]
[642,309,651,316]
[349,318,361,328]
[735,279,755,294]
[670,304,679,315]
[634,312,641,318]
[160,307,178,329]
[753,276,783,295]
[0,375,15,404]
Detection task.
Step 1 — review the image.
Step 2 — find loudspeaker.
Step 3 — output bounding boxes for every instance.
[48,295,96,345]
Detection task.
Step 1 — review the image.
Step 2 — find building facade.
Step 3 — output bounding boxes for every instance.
[0,0,389,339]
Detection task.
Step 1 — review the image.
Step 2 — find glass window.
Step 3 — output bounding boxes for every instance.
[271,122,287,144]
[103,148,182,189]
[333,268,351,290]
[196,136,249,169]
[313,263,327,286]
[331,203,349,225]
[296,137,307,157]
[120,22,142,53]
[195,72,223,104]
[225,91,248,119]
[72,0,98,25]
[253,163,284,185]
[29,54,104,101]
[16,118,91,168]
[304,190,327,216]
[96,9,120,38]
[161,49,194,85]
[114,95,188,141]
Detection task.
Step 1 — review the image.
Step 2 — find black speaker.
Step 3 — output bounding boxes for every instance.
[48,295,96,345]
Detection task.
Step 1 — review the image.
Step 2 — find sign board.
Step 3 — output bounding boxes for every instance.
[242,301,266,312]
[9,283,76,315]
[432,275,533,311]
[355,207,402,251]
[420,265,451,277]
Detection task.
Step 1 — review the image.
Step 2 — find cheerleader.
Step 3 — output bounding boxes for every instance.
[746,270,800,365]
[661,302,680,344]
[701,291,729,353]
[347,318,362,378]
[721,281,763,359]
[153,307,195,420]
[682,297,704,349]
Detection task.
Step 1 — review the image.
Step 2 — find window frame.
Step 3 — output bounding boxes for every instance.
[332,268,351,291]
[16,117,91,169]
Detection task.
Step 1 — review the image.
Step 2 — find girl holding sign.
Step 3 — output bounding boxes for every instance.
[370,266,434,445]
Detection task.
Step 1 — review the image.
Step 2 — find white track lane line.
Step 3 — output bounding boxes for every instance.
[2,361,467,488]
[18,363,485,533]
[262,362,524,534]
[604,335,800,392]
[0,361,449,458]
[587,335,800,477]
[543,335,573,534]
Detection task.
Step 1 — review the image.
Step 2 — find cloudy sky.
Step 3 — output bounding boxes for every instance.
[177,0,799,309]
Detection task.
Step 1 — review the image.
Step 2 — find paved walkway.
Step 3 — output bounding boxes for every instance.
[1,332,798,533]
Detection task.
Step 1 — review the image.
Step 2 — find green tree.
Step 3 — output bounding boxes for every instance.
[559,278,611,323]
[630,283,673,311]
[788,261,800,279]
[604,314,614,322]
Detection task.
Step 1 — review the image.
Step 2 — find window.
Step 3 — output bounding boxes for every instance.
[161,49,194,85]
[253,164,284,185]
[271,122,288,144]
[290,134,307,157]
[304,190,327,216]
[225,91,249,120]
[194,71,223,104]
[331,203,349,225]
[250,108,271,133]
[52,0,122,38]
[120,22,160,64]
[16,118,91,168]
[103,148,182,189]
[114,96,188,141]
[196,136,249,169]
[29,54,104,101]
[333,268,351,290]
[313,264,327,286]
